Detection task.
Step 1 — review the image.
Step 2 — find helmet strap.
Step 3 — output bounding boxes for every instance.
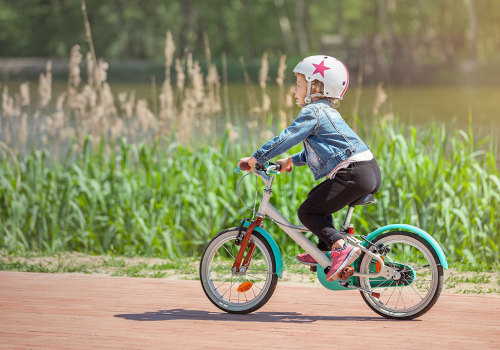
[304,81,312,104]
[297,81,324,107]
[304,81,324,105]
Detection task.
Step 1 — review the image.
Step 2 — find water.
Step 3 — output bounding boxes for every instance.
[3,80,499,140]
[109,82,499,139]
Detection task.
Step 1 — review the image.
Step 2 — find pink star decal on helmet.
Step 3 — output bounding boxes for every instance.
[312,60,331,78]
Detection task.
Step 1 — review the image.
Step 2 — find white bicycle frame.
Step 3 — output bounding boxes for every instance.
[252,168,391,279]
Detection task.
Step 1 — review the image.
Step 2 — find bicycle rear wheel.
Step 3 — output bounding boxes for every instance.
[357,231,444,319]
[199,227,278,314]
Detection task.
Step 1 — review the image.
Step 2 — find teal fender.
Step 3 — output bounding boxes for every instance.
[242,221,284,279]
[365,224,448,269]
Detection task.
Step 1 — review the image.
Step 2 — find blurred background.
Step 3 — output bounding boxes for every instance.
[1,0,500,83]
[0,0,498,265]
[1,0,499,135]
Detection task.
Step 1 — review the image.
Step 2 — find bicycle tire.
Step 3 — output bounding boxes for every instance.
[357,231,444,320]
[199,227,278,314]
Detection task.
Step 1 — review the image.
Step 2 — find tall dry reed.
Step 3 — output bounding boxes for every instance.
[1,30,267,153]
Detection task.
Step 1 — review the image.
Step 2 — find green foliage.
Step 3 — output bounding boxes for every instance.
[1,0,500,70]
[0,119,498,268]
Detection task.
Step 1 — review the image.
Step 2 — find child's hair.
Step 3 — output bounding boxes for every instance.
[311,80,341,108]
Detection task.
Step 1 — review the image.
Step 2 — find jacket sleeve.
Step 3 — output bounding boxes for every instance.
[253,107,317,165]
[291,150,307,167]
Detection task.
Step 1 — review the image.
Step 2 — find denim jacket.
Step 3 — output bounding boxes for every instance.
[253,99,369,181]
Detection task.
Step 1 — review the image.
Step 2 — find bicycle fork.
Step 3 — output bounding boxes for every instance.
[232,217,262,274]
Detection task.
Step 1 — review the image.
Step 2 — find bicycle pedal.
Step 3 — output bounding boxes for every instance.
[339,266,354,280]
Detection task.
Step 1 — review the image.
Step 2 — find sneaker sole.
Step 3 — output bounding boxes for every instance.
[325,248,361,282]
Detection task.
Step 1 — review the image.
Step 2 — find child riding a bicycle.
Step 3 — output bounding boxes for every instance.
[238,55,381,282]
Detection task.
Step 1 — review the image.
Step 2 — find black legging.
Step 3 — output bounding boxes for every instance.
[297,158,382,250]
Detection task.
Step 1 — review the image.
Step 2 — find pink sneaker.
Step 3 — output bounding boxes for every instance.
[296,251,330,266]
[325,244,361,281]
[296,253,317,266]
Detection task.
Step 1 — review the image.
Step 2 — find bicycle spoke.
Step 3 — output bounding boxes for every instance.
[250,281,263,291]
[374,277,391,289]
[398,284,406,310]
[384,281,398,306]
[404,284,417,307]
[220,277,234,299]
[253,250,263,260]
[246,268,269,272]
[394,282,401,309]
[246,272,267,287]
[408,280,426,300]
[213,271,234,291]
[216,256,233,271]
[222,244,235,261]
[378,286,389,300]
[229,278,234,301]
[409,265,431,271]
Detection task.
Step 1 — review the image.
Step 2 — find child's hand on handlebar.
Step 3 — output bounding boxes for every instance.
[277,156,293,173]
[238,156,258,171]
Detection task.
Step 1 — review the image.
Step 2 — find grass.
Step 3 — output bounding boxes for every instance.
[443,269,499,294]
[0,250,498,294]
[0,250,199,279]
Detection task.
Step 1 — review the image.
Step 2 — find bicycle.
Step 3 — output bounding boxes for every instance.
[200,161,447,319]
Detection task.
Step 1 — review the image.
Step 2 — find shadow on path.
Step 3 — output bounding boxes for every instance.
[114,308,414,323]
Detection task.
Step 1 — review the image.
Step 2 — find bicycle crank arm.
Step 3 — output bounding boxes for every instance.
[339,280,381,299]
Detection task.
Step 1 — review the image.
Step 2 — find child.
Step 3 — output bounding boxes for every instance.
[238,55,381,281]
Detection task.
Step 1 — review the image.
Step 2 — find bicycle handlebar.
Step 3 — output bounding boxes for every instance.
[235,161,281,174]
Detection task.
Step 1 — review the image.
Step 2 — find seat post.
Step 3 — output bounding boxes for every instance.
[341,206,355,232]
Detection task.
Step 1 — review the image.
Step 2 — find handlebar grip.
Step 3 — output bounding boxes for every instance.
[239,161,250,171]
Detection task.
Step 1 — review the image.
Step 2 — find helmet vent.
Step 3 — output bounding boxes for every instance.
[343,81,346,86]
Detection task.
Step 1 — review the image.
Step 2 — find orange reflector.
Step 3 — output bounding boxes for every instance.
[375,257,385,273]
[237,281,253,293]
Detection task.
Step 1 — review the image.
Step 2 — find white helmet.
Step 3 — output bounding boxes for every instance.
[293,55,349,104]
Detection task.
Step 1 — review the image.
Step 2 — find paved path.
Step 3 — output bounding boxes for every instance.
[1,271,499,349]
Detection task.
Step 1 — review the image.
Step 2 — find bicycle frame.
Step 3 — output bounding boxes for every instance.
[234,169,389,280]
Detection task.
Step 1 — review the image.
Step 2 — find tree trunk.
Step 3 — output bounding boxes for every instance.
[178,0,192,51]
[295,0,309,54]
[242,0,255,58]
[275,1,294,54]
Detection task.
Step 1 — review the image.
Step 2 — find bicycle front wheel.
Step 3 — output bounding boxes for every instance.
[199,227,278,314]
[357,231,444,320]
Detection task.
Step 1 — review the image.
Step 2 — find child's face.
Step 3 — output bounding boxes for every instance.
[294,74,307,106]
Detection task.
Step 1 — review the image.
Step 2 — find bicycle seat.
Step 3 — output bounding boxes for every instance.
[349,194,374,207]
